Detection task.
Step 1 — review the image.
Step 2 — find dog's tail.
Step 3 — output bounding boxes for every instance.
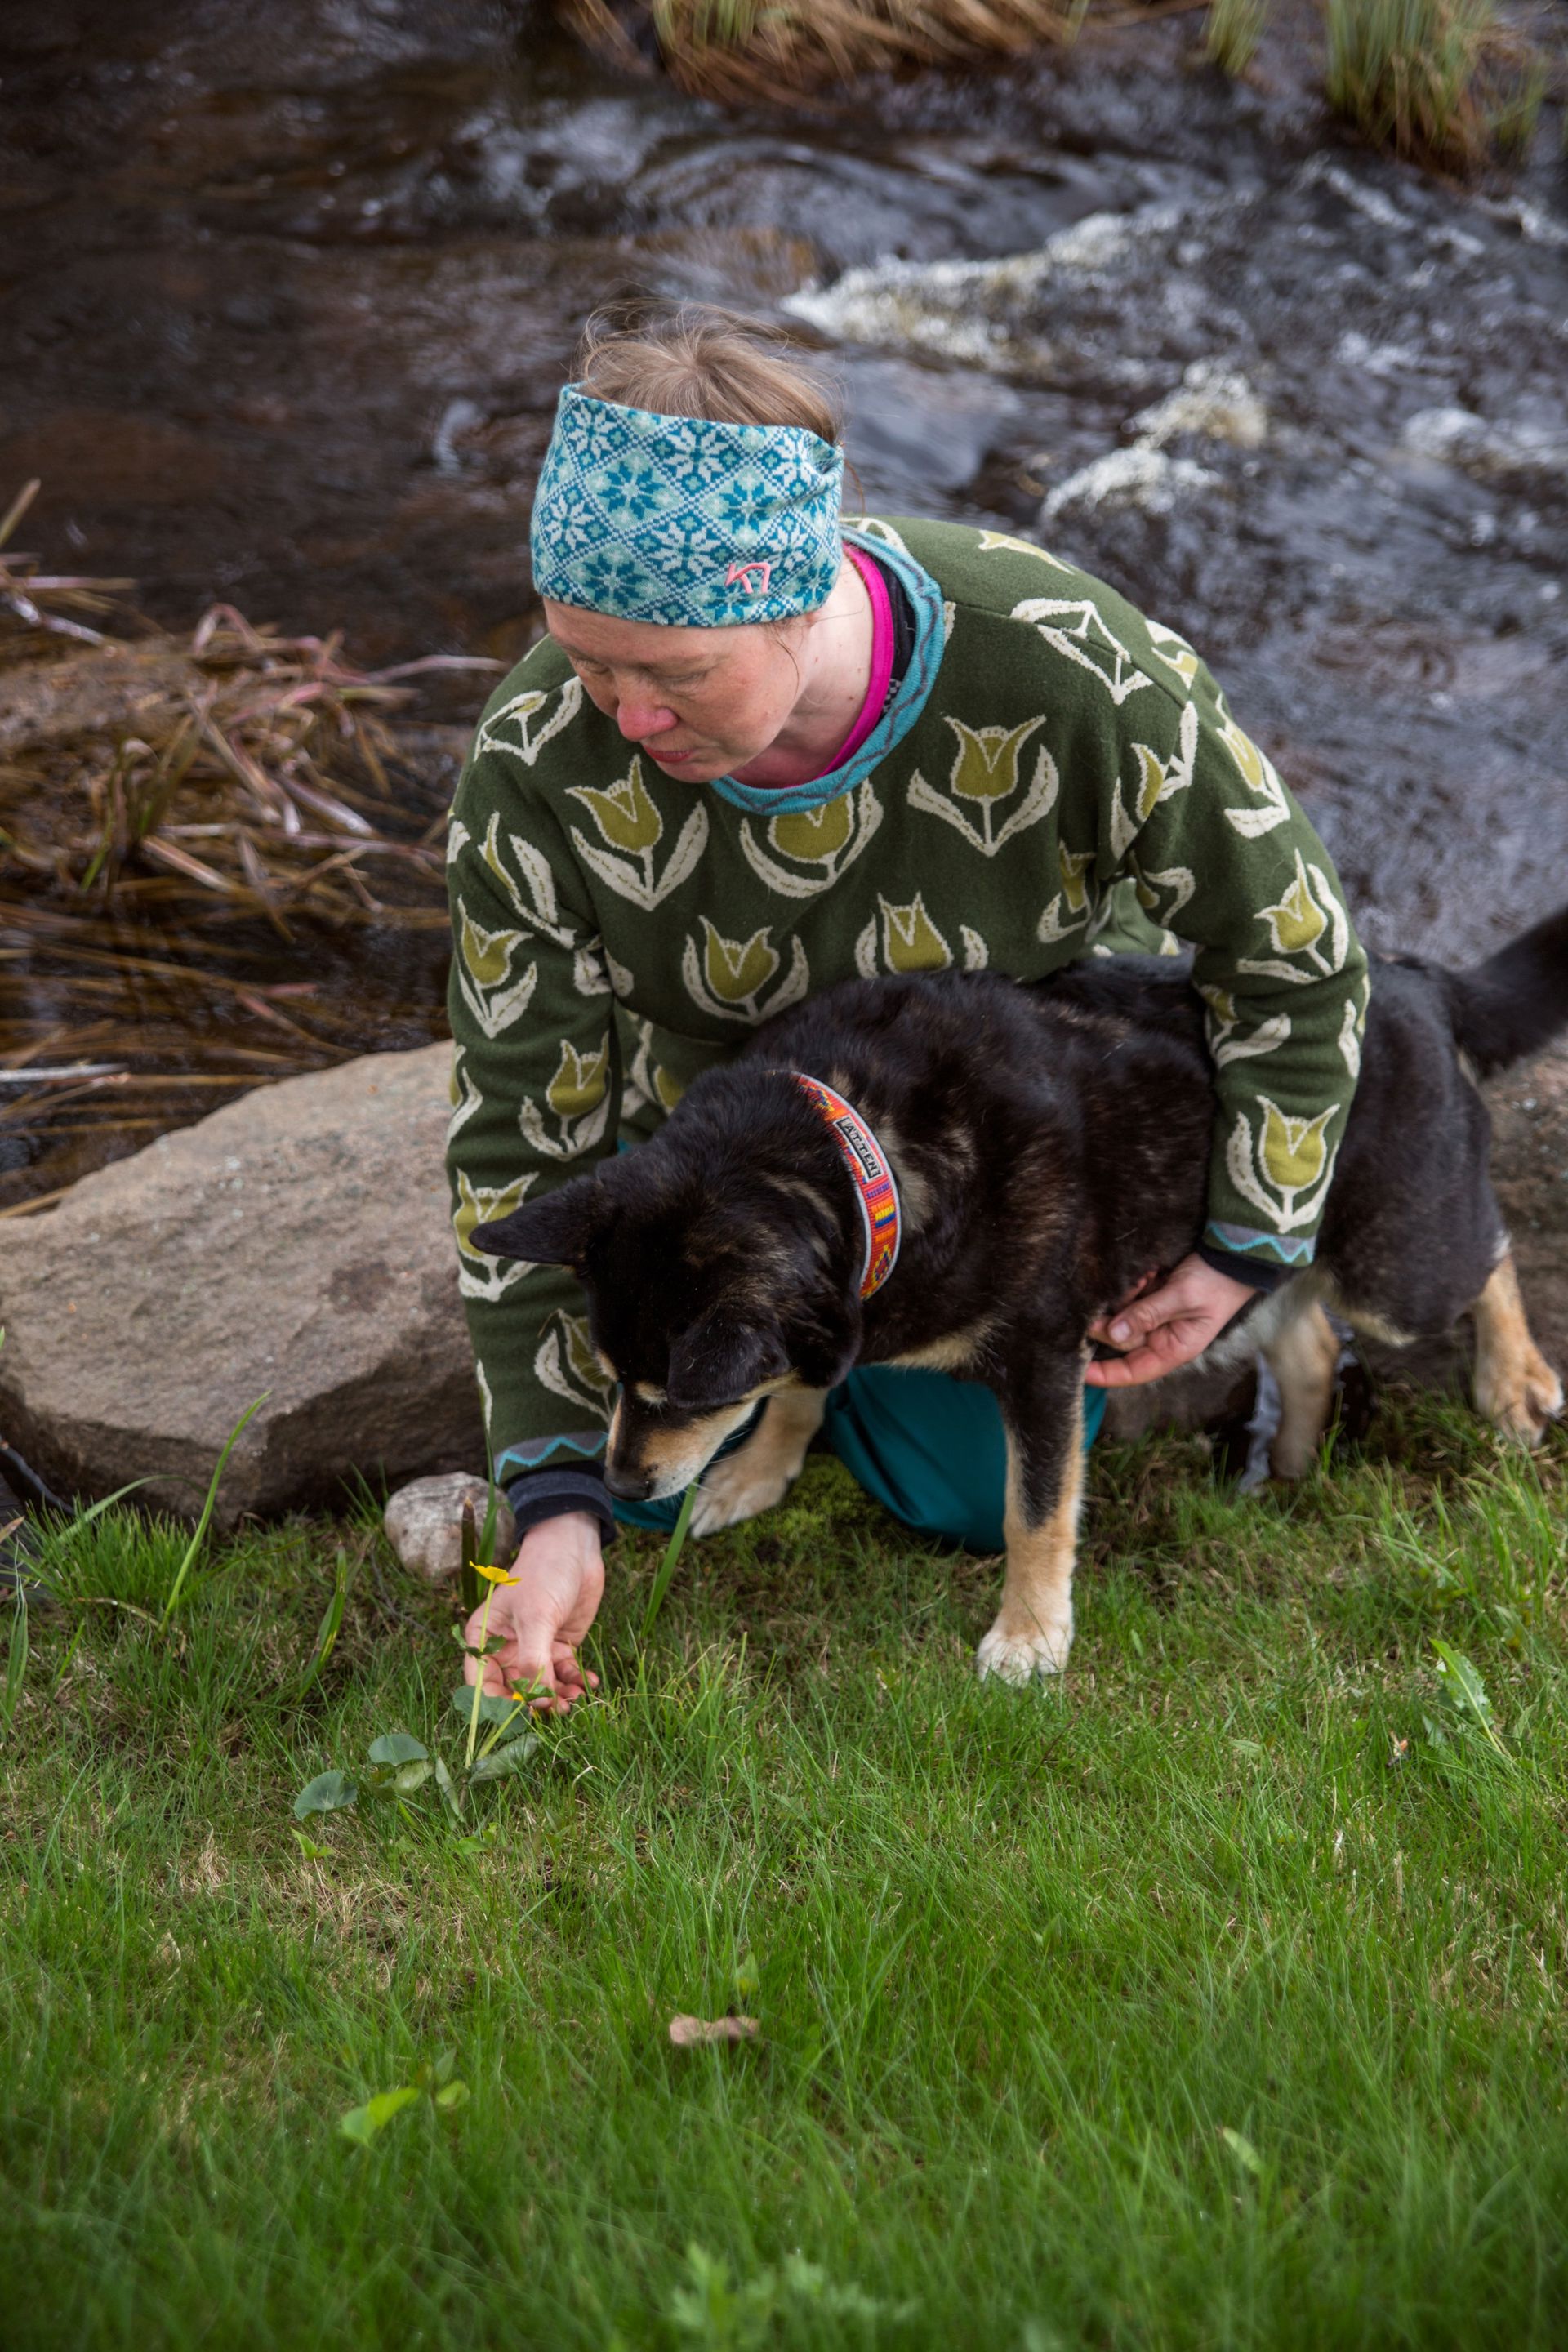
[1443,902,1568,1078]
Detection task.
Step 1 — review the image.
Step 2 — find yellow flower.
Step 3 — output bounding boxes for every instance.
[1260,852,1327,956]
[946,715,1043,803]
[452,1169,529,1261]
[546,1040,609,1120]
[473,1561,521,1587]
[1058,844,1094,914]
[702,918,780,1004]
[770,795,853,862]
[1218,714,1267,793]
[459,904,523,988]
[1131,742,1172,823]
[568,759,664,854]
[1259,1100,1334,1193]
[880,893,951,973]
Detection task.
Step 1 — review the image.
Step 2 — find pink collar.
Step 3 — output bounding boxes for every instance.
[790,1072,902,1298]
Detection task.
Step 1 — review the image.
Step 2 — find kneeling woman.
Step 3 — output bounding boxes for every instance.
[448,306,1366,1708]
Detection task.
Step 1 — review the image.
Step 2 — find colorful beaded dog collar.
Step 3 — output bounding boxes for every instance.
[791,1072,902,1299]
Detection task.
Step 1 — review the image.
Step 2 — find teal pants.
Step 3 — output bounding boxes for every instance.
[614,1365,1107,1553]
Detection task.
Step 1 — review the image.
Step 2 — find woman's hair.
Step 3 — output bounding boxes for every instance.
[573,302,844,446]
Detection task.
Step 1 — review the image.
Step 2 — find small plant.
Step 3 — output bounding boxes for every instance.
[1205,0,1267,76]
[299,1547,354,1696]
[339,2049,470,2146]
[1426,1635,1512,1762]
[1325,0,1543,172]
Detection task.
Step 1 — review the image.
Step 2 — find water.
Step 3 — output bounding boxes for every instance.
[2,2,1566,1198]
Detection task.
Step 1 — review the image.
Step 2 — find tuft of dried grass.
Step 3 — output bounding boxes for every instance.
[565,0,1101,99]
[1,481,492,929]
[1324,0,1546,172]
[1,481,495,1210]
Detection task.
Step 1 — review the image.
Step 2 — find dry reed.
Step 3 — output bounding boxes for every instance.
[1,481,493,1209]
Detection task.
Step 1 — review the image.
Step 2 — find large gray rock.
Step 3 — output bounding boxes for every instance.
[0,1043,485,1522]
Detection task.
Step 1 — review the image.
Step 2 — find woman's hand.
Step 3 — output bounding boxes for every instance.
[1083,1253,1259,1388]
[463,1509,604,1713]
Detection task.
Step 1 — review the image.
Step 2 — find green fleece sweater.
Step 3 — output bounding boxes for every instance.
[446,516,1368,1479]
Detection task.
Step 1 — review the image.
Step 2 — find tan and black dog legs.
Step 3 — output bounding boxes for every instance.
[1472,1253,1563,1446]
[1263,1299,1342,1481]
[689,1385,829,1535]
[977,1386,1084,1685]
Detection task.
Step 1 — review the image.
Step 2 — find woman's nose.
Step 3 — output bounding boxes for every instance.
[613,691,678,742]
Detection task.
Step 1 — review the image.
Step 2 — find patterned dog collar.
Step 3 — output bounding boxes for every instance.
[791,1072,902,1298]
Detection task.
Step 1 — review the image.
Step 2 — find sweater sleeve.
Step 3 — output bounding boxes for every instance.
[1107,651,1370,1276]
[444,672,623,1486]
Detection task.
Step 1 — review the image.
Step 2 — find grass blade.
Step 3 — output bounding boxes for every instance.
[1,1587,28,1744]
[158,1395,268,1632]
[640,1483,697,1642]
[300,1548,353,1695]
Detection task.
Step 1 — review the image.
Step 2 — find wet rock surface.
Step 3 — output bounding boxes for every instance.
[2,3,1564,973]
[0,1041,481,1521]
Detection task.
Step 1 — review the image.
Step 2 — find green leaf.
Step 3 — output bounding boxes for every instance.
[434,2078,470,2112]
[432,1755,464,1823]
[450,1686,535,1740]
[432,2047,457,2088]
[301,1549,354,1696]
[733,1953,760,2002]
[338,2086,419,2146]
[1219,2127,1263,2178]
[293,1769,358,1818]
[1432,1638,1492,1724]
[393,1759,434,1793]
[1432,1637,1511,1759]
[368,1731,429,1767]
[292,1830,332,1860]
[468,1734,540,1784]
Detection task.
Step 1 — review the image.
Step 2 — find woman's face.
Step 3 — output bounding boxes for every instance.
[542,600,810,783]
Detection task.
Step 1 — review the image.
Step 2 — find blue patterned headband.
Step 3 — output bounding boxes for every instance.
[529,384,844,627]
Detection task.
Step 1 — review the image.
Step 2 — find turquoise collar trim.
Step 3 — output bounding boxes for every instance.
[702,525,946,817]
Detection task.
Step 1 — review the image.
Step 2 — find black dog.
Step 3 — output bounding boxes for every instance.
[475,905,1567,1682]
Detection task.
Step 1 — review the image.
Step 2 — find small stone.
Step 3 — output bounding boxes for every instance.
[384,1473,515,1585]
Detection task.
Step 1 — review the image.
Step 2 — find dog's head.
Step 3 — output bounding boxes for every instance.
[472,1138,860,1502]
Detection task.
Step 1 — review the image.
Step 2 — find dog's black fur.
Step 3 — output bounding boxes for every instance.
[476,902,1568,1680]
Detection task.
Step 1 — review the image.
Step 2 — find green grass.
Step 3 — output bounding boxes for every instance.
[3,1392,1567,2349]
[1324,0,1544,172]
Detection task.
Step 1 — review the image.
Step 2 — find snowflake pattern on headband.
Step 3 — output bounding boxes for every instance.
[530,385,844,626]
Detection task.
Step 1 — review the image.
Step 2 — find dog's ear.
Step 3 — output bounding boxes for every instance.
[471,1174,608,1268]
[667,1315,790,1411]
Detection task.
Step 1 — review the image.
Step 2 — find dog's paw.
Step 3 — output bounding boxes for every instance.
[689,1448,794,1537]
[975,1612,1073,1686]
[1477,1346,1565,1449]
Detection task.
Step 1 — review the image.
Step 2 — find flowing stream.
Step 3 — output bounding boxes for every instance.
[2,1,1566,1200]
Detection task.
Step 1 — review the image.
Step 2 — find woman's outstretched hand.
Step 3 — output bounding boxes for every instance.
[1083,1253,1260,1388]
[463,1509,604,1713]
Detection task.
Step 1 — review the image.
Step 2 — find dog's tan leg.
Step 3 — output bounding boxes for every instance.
[1472,1253,1563,1447]
[1263,1300,1340,1481]
[689,1386,829,1535]
[976,1388,1083,1686]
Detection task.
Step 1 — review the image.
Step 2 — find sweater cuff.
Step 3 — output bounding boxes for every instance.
[504,1466,617,1545]
[1196,1241,1298,1296]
